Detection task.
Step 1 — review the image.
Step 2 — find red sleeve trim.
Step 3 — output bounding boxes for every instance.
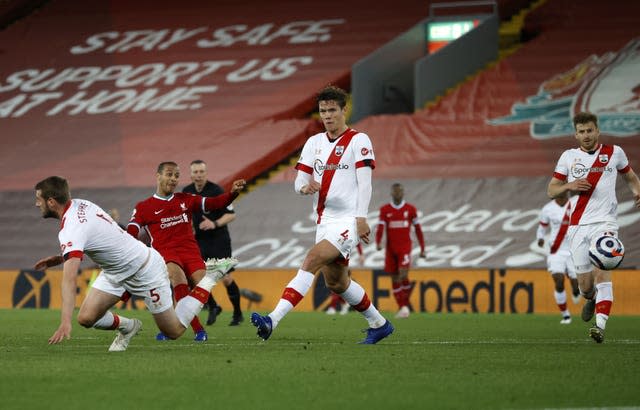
[295,163,313,174]
[126,223,140,238]
[63,251,84,261]
[553,172,567,181]
[355,159,376,169]
[618,165,631,174]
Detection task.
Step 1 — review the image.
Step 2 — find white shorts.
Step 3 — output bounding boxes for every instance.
[567,221,618,274]
[91,249,173,314]
[547,250,576,278]
[315,217,358,259]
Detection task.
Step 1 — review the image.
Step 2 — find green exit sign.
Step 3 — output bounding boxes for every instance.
[428,20,477,41]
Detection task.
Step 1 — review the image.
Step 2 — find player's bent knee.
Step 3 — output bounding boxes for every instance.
[326,281,344,293]
[154,315,187,339]
[160,326,183,340]
[302,254,324,273]
[580,287,595,299]
[76,313,96,328]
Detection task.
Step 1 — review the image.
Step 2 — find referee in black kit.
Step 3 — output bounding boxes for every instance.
[183,160,244,326]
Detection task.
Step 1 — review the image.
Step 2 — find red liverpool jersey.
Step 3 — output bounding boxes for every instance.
[376,201,424,252]
[128,192,204,255]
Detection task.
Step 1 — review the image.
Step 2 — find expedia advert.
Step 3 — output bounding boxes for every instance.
[2,268,639,314]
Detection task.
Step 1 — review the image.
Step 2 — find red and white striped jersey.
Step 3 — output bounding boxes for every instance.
[295,128,375,223]
[536,199,571,253]
[553,144,631,225]
[58,199,149,282]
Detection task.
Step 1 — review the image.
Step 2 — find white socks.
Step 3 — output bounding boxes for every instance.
[175,296,203,328]
[340,280,386,328]
[93,311,132,332]
[270,269,315,327]
[595,282,613,329]
[554,290,569,317]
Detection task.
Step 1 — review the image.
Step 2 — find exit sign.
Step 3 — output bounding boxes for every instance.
[427,20,479,53]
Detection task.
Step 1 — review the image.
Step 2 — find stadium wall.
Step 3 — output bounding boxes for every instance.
[3,268,639,314]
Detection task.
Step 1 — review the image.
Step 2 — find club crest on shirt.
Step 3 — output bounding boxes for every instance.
[180,202,187,211]
[599,154,609,163]
[335,146,344,156]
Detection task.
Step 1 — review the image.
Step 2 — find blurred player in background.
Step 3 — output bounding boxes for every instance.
[33,176,236,351]
[548,111,640,343]
[375,183,425,318]
[183,160,244,326]
[251,85,393,344]
[536,192,581,324]
[127,161,245,341]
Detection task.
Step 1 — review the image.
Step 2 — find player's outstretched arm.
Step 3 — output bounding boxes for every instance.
[230,179,246,193]
[48,257,81,345]
[34,255,64,271]
[202,179,246,212]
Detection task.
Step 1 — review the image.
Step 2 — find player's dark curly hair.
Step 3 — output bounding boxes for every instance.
[35,176,70,204]
[573,112,598,130]
[316,85,348,108]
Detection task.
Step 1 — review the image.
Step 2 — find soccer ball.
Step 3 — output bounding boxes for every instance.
[588,235,625,270]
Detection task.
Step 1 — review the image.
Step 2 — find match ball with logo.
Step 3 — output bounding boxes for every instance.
[588,235,624,270]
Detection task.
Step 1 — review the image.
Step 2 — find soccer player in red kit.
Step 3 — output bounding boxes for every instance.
[375,183,425,318]
[127,161,246,341]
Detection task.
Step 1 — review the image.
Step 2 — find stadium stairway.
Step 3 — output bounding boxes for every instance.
[352,0,640,181]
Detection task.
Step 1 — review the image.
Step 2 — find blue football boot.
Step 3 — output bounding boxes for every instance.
[359,320,394,344]
[155,332,170,341]
[194,330,208,342]
[250,312,273,341]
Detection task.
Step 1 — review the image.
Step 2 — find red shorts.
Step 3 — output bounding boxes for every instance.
[384,248,412,274]
[159,246,205,277]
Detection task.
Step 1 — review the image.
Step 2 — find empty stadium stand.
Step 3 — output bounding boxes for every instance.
[251,0,640,270]
[358,0,640,180]
[1,0,638,271]
[0,0,429,192]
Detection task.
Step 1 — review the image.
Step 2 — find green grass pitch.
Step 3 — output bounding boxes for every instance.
[1,309,639,410]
